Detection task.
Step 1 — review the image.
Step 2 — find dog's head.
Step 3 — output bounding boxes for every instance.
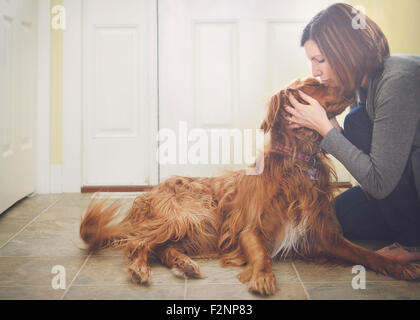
[260,77,350,140]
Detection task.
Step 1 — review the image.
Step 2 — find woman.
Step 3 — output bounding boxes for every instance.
[284,3,420,262]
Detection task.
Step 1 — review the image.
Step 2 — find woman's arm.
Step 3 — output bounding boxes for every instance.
[320,73,420,199]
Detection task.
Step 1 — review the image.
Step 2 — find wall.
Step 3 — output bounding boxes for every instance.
[350,0,420,55]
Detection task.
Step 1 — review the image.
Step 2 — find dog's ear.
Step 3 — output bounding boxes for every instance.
[260,91,284,134]
[298,80,352,118]
[323,87,353,118]
[301,77,322,88]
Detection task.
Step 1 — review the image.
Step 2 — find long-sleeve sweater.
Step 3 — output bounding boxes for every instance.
[320,54,420,200]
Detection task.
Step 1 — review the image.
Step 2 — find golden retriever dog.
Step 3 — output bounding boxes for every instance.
[80,77,420,296]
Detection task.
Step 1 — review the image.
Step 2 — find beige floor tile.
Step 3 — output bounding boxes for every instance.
[185,282,308,300]
[0,221,26,248]
[272,260,301,282]
[305,281,420,300]
[186,259,300,286]
[73,255,185,286]
[0,196,58,224]
[0,195,63,247]
[0,256,86,286]
[8,194,63,212]
[0,285,66,300]
[293,259,397,283]
[24,206,86,234]
[63,284,185,300]
[185,259,242,285]
[54,193,136,209]
[53,193,95,208]
[94,247,125,256]
[0,229,87,257]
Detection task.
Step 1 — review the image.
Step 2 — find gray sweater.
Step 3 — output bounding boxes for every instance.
[320,54,420,200]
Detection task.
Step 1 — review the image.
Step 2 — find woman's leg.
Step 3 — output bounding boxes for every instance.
[334,186,394,240]
[335,105,420,261]
[374,149,420,262]
[335,105,393,240]
[376,157,420,246]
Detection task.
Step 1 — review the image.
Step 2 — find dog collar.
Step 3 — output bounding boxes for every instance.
[271,142,320,180]
[272,142,312,163]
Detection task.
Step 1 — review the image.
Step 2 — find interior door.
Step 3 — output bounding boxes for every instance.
[158,0,352,182]
[82,0,158,187]
[0,0,37,213]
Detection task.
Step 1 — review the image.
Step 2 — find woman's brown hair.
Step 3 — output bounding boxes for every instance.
[301,3,390,100]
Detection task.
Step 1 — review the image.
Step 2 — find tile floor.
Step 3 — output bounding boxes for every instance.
[0,192,419,300]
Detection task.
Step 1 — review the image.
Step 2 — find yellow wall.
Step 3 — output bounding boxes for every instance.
[349,0,420,55]
[50,0,63,164]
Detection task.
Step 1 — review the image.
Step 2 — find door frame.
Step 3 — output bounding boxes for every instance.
[37,0,51,194]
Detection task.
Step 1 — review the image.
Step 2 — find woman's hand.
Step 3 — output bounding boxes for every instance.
[284,90,334,137]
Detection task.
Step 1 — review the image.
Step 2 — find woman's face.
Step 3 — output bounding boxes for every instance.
[303,39,337,87]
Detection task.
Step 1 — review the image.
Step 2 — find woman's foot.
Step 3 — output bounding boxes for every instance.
[376,243,420,263]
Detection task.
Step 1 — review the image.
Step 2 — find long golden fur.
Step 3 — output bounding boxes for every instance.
[80,77,420,295]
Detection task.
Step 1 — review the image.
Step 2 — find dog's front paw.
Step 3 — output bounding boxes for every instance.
[247,271,277,296]
[237,265,253,283]
[127,263,152,285]
[171,258,205,279]
[386,262,420,281]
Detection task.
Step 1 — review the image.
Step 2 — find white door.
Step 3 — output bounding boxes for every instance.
[158,0,352,182]
[82,0,158,186]
[0,0,37,213]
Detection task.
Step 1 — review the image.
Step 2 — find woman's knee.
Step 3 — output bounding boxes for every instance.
[334,187,394,240]
[334,187,362,225]
[334,187,371,236]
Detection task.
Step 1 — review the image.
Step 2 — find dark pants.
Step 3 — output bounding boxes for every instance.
[334,105,420,246]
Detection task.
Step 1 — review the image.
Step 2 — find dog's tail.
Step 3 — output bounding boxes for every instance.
[79,198,132,252]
